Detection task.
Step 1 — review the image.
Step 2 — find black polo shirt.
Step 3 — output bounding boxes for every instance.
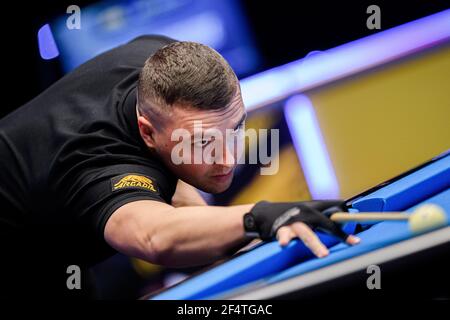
[0,35,178,297]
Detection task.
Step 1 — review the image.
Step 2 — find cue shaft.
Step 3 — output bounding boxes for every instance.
[330,212,409,222]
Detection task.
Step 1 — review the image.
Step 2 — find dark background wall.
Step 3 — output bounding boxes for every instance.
[1,0,448,119]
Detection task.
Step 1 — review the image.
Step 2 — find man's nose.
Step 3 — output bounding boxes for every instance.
[221,143,236,168]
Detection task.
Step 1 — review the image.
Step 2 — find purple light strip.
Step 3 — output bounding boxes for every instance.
[241,9,450,110]
[284,95,340,199]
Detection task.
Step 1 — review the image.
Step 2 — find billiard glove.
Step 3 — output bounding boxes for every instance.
[243,200,349,241]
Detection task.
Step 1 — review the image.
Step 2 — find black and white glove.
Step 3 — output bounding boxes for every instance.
[243,200,349,241]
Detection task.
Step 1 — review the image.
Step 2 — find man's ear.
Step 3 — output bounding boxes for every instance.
[137,115,158,149]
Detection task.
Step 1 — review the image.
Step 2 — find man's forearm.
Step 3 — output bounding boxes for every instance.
[147,204,254,267]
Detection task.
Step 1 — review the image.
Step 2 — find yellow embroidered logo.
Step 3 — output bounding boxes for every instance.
[112,174,158,193]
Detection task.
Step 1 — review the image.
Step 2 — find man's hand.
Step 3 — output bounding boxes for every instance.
[171,179,207,207]
[277,222,360,257]
[244,200,360,258]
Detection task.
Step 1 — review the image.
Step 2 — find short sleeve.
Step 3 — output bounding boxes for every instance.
[59,163,177,248]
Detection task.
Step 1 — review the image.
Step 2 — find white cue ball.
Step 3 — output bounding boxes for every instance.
[409,204,448,234]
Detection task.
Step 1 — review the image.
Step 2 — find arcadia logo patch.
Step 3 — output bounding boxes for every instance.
[111,174,159,194]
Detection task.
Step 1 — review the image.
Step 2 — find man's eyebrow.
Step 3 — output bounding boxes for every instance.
[189,113,247,142]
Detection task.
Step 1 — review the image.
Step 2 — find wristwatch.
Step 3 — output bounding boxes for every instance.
[243,212,259,237]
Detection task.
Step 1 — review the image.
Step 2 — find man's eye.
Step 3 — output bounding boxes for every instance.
[232,123,244,133]
[195,139,210,147]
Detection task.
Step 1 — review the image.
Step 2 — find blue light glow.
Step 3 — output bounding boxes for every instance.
[51,0,259,76]
[284,95,340,199]
[37,24,59,60]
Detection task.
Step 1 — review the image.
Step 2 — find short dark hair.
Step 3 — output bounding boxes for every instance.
[138,41,239,114]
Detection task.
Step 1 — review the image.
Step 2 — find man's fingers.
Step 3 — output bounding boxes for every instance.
[291,222,329,258]
[316,217,361,245]
[316,214,351,242]
[346,234,361,245]
[277,226,296,246]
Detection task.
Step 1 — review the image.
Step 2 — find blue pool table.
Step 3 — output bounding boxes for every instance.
[150,150,450,300]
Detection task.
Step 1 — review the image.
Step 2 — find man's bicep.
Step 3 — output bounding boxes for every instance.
[104,199,174,261]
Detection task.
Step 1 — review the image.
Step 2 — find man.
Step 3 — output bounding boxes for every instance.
[0,35,359,298]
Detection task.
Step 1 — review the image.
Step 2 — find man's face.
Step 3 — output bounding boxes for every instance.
[142,91,246,194]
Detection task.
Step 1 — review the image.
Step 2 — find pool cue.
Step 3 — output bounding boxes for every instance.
[330,212,409,222]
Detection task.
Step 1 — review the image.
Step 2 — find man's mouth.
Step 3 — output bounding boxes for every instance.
[211,170,233,182]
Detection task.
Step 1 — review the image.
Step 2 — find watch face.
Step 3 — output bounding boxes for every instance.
[244,213,256,231]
